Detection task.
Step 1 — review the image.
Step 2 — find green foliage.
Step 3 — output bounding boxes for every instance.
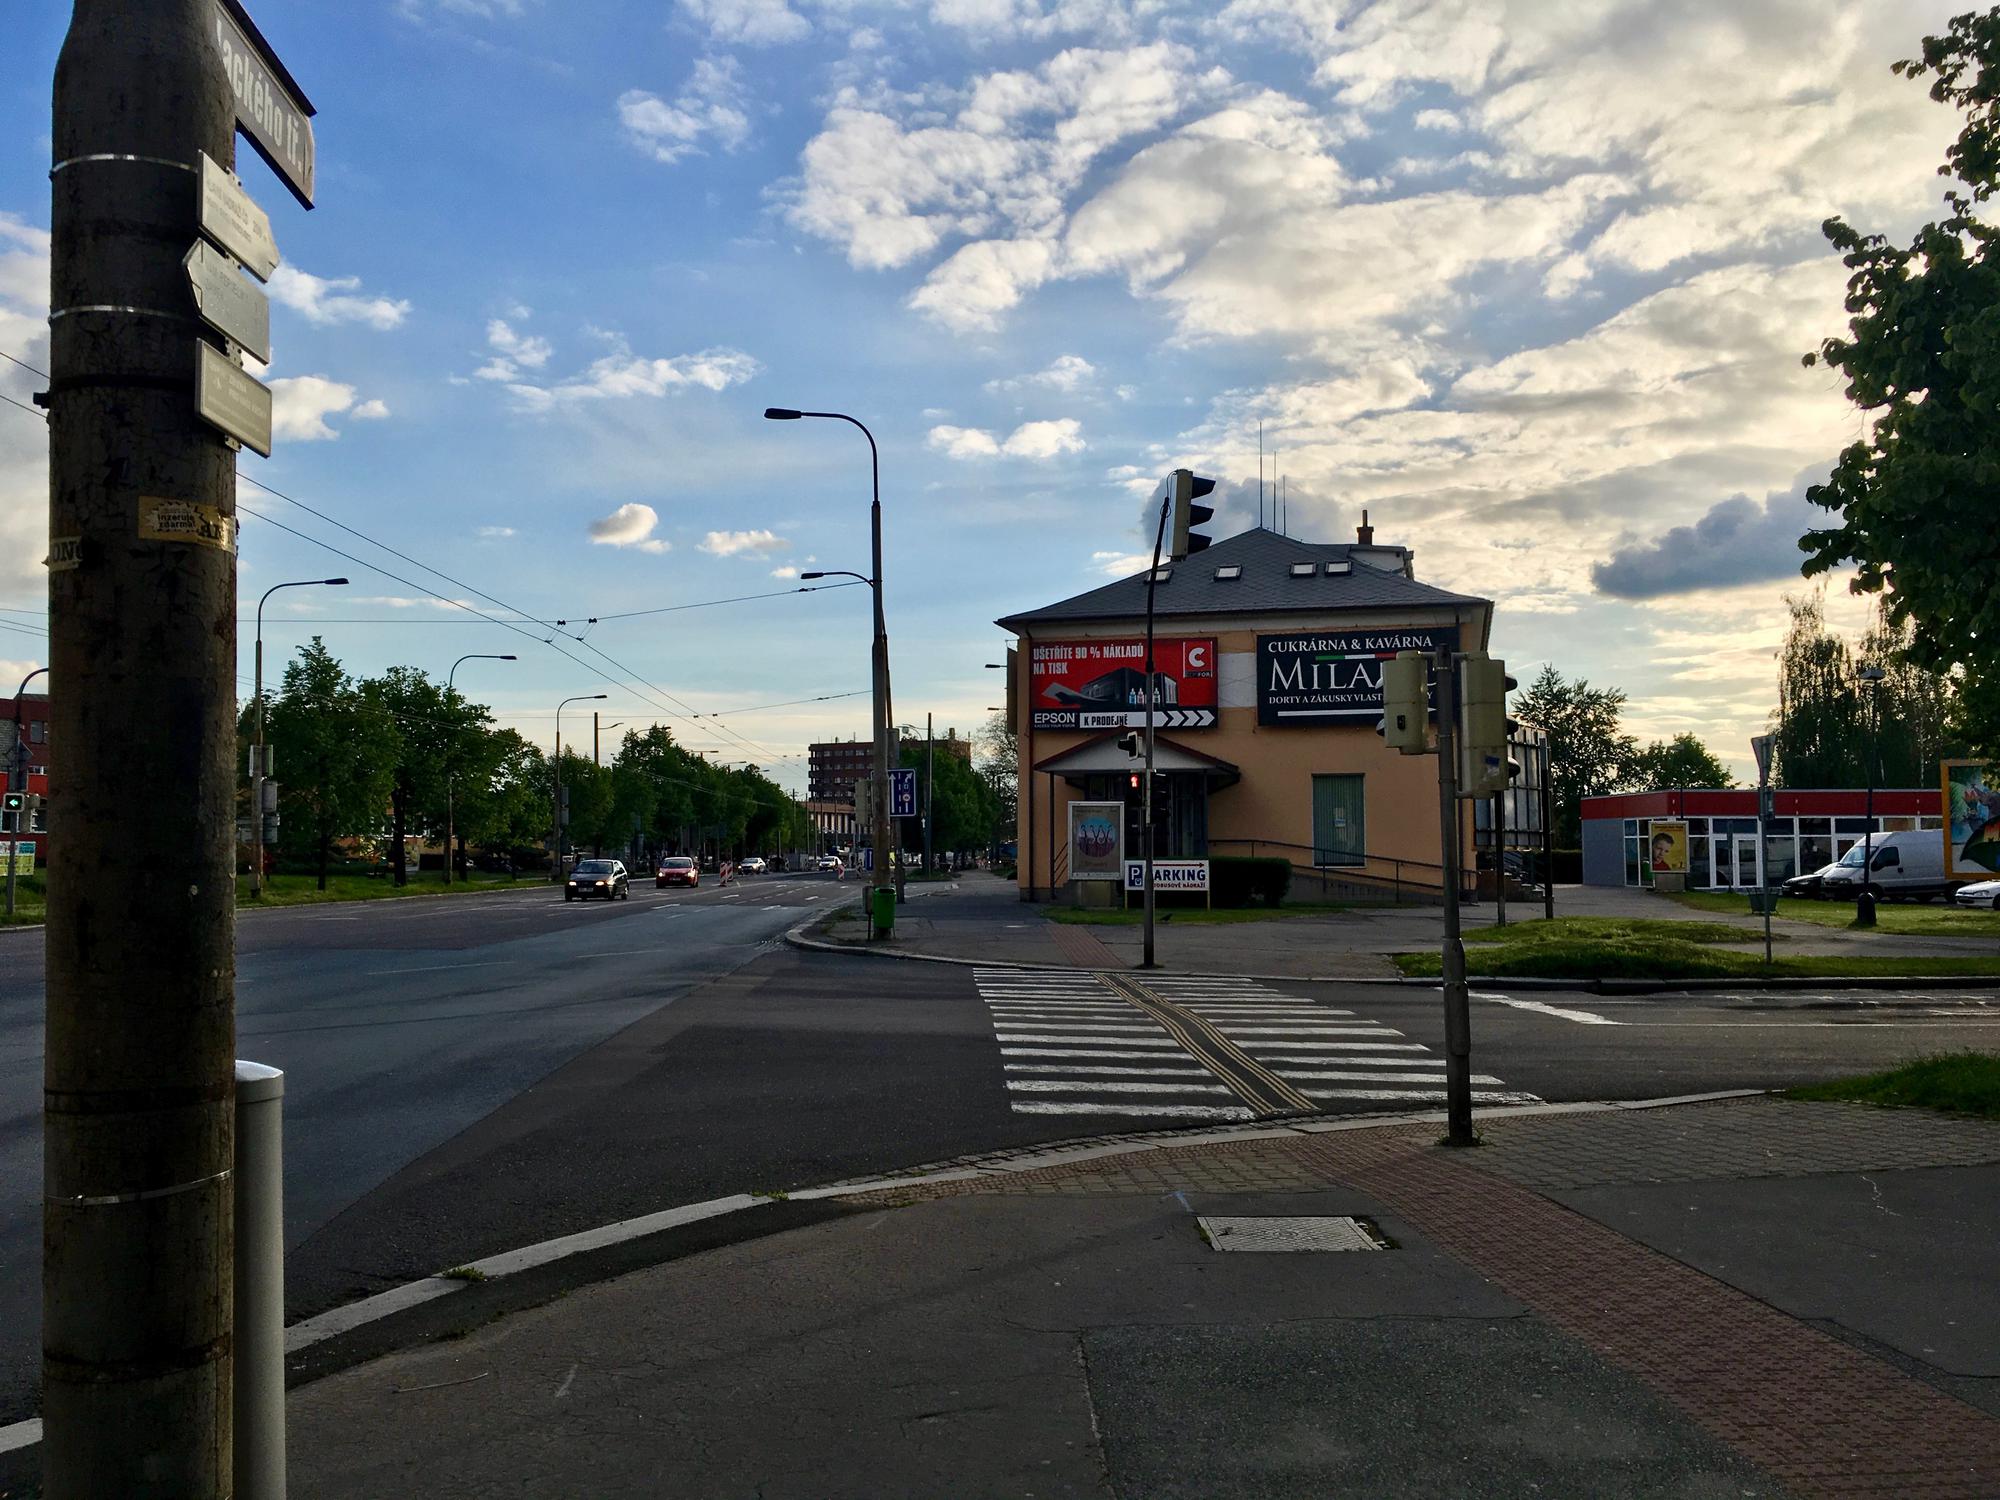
[1788,1051,2000,1117]
[265,639,396,889]
[1803,10,2000,753]
[1210,855,1292,908]
[898,739,999,857]
[976,711,1018,845]
[1513,665,1636,845]
[1624,734,1734,791]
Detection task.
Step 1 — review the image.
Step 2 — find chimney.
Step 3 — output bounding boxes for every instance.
[1356,510,1374,546]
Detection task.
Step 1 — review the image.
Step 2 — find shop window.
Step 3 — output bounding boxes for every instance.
[1311,775,1365,867]
[1799,817,1830,836]
[1834,817,1874,834]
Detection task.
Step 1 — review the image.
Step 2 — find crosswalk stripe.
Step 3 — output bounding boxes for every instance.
[1006,1080,1234,1095]
[1278,1069,1505,1085]
[1214,1025,1402,1036]
[1011,1102,1255,1119]
[1005,1064,1214,1077]
[1242,1040,1427,1051]
[994,1032,1185,1046]
[1002,1046,1210,1060]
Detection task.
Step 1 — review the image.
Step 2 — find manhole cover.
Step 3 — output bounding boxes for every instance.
[1197,1215,1384,1253]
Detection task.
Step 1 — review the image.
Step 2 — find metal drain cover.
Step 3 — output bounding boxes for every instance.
[1198,1215,1384,1253]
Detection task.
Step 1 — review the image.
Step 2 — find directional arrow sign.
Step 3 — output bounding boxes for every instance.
[213,0,317,208]
[890,767,918,819]
[198,152,279,281]
[195,341,273,457]
[184,239,270,362]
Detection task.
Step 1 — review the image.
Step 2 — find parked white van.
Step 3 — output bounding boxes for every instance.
[1816,830,1951,902]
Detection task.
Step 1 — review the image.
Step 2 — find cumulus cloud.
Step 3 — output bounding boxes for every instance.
[770,564,800,579]
[266,266,411,330]
[699,528,789,556]
[986,353,1095,394]
[485,317,760,411]
[475,318,553,382]
[268,376,386,441]
[678,0,808,45]
[351,399,390,420]
[1592,471,1827,599]
[477,525,516,539]
[618,58,751,165]
[588,503,671,553]
[928,417,1084,459]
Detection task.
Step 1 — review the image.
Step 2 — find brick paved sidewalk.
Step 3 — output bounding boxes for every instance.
[853,1098,2000,1500]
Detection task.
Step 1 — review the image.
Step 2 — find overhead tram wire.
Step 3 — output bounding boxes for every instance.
[0,380,824,764]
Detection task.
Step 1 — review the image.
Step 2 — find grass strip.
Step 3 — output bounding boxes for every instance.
[1669,889,2000,936]
[1787,1052,2000,1118]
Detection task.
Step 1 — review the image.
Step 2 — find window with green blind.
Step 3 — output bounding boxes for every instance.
[1312,774,1365,867]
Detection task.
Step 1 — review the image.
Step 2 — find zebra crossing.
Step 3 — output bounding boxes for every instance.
[1138,975,1541,1108]
[975,969,1540,1120]
[974,970,1254,1121]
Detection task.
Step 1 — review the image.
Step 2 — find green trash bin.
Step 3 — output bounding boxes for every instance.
[871,885,896,939]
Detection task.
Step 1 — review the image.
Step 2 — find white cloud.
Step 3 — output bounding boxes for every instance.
[588,503,671,553]
[699,528,789,556]
[770,564,800,578]
[266,266,411,330]
[928,417,1084,459]
[0,214,51,600]
[1090,548,1150,576]
[268,376,380,441]
[477,525,516,539]
[986,353,1095,395]
[506,340,761,410]
[619,58,752,166]
[350,399,390,420]
[678,0,809,45]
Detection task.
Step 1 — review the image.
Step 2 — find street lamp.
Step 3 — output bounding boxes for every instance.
[444,654,516,886]
[802,567,905,902]
[1856,664,1886,928]
[553,694,607,880]
[768,406,900,917]
[251,577,348,897]
[6,665,49,918]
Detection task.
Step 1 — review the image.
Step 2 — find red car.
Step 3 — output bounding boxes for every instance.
[656,856,699,889]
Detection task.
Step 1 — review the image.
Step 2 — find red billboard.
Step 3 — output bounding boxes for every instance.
[1029,638,1217,730]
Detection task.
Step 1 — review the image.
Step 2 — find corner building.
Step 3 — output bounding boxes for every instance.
[998,524,1491,901]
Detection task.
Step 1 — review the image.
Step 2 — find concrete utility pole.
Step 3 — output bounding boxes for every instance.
[46,3,239,1490]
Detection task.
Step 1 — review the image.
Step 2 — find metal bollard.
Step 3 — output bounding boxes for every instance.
[235,1061,287,1500]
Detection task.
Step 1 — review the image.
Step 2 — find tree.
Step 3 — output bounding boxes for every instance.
[453,729,547,869]
[358,665,456,885]
[1802,9,2000,753]
[900,741,998,859]
[976,710,1019,850]
[1624,735,1735,791]
[1513,665,1637,847]
[265,639,396,889]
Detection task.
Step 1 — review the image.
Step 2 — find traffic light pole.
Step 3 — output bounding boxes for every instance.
[1432,647,1475,1147]
[1140,489,1173,969]
[47,4,240,1490]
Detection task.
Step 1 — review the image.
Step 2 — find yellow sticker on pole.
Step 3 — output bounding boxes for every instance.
[138,496,237,552]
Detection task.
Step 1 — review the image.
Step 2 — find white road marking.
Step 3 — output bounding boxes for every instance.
[1474,992,1620,1026]
[1002,1047,1211,1061]
[1210,1025,1401,1037]
[1243,1039,1428,1051]
[986,1020,1162,1032]
[1005,1064,1214,1077]
[364,960,508,977]
[0,1419,40,1455]
[1280,1069,1506,1085]
[1246,1052,1466,1067]
[994,1033,1185,1046]
[1296,1087,1543,1103]
[1011,1102,1255,1119]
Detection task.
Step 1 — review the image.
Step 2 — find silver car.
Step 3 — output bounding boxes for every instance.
[1952,877,2000,910]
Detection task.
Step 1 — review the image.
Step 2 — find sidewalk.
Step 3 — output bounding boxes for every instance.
[290,1096,2000,1498]
[806,872,2000,979]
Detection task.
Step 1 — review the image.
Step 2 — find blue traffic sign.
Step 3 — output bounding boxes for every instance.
[890,767,918,819]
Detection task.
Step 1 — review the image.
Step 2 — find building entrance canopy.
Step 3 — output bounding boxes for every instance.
[1033,732,1240,788]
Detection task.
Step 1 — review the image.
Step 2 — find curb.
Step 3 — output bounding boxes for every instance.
[0,1088,1771,1461]
[781,919,2000,994]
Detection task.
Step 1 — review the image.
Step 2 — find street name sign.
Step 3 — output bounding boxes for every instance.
[890,767,917,819]
[214,0,316,208]
[184,238,270,362]
[195,341,273,457]
[198,152,279,280]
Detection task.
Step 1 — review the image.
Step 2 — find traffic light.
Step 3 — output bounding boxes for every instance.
[1377,650,1429,755]
[1457,653,1518,795]
[1127,772,1141,792]
[1,791,22,817]
[1116,730,1141,758]
[1168,468,1218,561]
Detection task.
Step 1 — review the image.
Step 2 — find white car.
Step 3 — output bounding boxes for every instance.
[815,854,842,873]
[1953,877,2000,910]
[738,856,767,875]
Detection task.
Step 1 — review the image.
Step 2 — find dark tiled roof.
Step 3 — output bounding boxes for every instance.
[996,527,1487,630]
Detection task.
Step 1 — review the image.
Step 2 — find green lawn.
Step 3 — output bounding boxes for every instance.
[1669,889,2000,937]
[1393,915,2000,980]
[237,871,527,908]
[1049,902,1367,925]
[0,873,44,925]
[1788,1052,2000,1118]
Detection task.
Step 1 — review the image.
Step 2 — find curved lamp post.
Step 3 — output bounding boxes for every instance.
[764,407,901,913]
[252,578,347,896]
[444,654,515,885]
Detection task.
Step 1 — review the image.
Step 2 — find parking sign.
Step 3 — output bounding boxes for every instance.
[890,767,918,819]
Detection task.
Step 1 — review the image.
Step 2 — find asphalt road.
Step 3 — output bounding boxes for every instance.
[2,885,1998,1432]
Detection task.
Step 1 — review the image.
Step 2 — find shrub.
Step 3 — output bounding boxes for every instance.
[1211,856,1292,908]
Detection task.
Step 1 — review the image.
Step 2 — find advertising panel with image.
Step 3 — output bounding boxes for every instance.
[1030,638,1217,730]
[1256,627,1458,725]
[1943,760,2000,878]
[1067,801,1126,882]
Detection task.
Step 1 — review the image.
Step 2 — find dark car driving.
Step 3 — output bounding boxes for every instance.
[565,859,629,902]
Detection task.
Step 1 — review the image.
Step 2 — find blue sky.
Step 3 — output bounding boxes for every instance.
[0,0,1967,786]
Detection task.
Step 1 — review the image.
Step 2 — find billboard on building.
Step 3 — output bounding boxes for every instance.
[1649,821,1688,874]
[1256,627,1459,725]
[1030,638,1216,730]
[1942,759,2000,878]
[1067,800,1125,882]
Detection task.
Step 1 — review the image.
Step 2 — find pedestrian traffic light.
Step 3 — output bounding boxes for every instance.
[1127,772,1141,791]
[1168,468,1218,561]
[1377,651,1430,755]
[1,791,22,816]
[1458,654,1517,795]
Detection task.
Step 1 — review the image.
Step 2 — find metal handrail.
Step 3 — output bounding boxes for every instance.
[1207,838,1463,905]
